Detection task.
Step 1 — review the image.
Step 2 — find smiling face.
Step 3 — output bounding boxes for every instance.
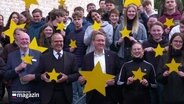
[44,26,53,38]
[131,43,144,58]
[171,35,183,50]
[93,33,106,51]
[126,6,137,20]
[150,24,164,41]
[91,11,102,23]
[51,33,64,52]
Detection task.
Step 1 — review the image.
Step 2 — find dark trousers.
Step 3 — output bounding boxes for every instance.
[48,91,70,104]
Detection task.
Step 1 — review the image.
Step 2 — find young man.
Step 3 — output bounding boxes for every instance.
[86,3,96,23]
[142,0,157,17]
[65,6,91,36]
[64,11,87,104]
[27,8,46,40]
[109,9,120,52]
[47,9,67,36]
[102,0,116,21]
[158,0,181,38]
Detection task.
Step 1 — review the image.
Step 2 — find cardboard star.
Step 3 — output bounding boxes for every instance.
[92,21,101,31]
[59,0,65,6]
[79,62,115,96]
[164,18,174,29]
[69,39,77,48]
[47,68,60,81]
[21,54,34,64]
[24,0,38,9]
[166,59,180,73]
[154,44,164,57]
[56,22,65,31]
[132,68,146,81]
[3,20,25,43]
[124,0,141,7]
[29,37,48,53]
[119,27,131,38]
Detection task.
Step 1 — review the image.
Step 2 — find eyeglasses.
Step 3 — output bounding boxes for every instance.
[173,40,183,43]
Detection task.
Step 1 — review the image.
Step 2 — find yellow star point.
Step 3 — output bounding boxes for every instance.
[21,54,34,64]
[124,0,141,7]
[69,39,77,48]
[132,68,146,81]
[56,22,65,31]
[29,37,48,53]
[119,27,131,38]
[164,18,174,29]
[79,62,115,96]
[92,21,101,31]
[3,20,25,43]
[24,0,38,9]
[59,0,65,6]
[166,59,180,73]
[47,68,60,81]
[154,44,164,57]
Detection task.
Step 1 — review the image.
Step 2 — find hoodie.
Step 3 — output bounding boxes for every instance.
[84,21,113,54]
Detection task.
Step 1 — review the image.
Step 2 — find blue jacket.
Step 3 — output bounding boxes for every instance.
[27,19,45,41]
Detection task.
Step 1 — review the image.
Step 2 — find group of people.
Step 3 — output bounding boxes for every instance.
[0,0,184,104]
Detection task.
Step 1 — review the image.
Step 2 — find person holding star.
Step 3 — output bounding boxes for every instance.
[79,31,121,104]
[114,4,147,64]
[84,9,113,54]
[157,33,184,104]
[117,42,156,104]
[4,30,41,104]
[143,21,169,104]
[37,33,79,104]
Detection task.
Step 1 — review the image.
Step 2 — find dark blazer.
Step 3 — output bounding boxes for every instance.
[4,49,41,102]
[82,50,120,104]
[37,50,79,104]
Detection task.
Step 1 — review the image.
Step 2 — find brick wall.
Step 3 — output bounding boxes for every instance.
[0,0,99,25]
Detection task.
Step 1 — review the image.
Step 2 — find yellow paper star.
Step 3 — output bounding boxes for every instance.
[56,22,65,31]
[29,37,48,53]
[47,68,60,81]
[79,62,115,96]
[154,44,164,57]
[69,39,77,48]
[124,0,141,7]
[3,20,25,43]
[132,68,146,81]
[24,0,38,9]
[59,0,65,6]
[164,18,174,29]
[166,59,180,73]
[21,54,34,64]
[119,27,131,38]
[92,21,101,31]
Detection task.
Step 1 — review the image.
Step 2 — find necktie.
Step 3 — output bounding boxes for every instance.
[57,52,61,60]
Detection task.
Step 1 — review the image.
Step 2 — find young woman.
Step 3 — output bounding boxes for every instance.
[157,33,184,104]
[118,42,156,104]
[84,9,113,54]
[114,4,147,63]
[38,24,54,48]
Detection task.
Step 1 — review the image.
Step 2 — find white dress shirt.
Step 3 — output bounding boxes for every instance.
[53,50,63,59]
[94,50,106,73]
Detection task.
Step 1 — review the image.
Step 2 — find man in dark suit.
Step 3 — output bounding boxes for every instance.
[79,31,121,104]
[37,33,79,104]
[4,30,41,104]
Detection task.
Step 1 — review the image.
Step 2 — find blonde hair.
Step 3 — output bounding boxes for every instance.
[123,4,139,35]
